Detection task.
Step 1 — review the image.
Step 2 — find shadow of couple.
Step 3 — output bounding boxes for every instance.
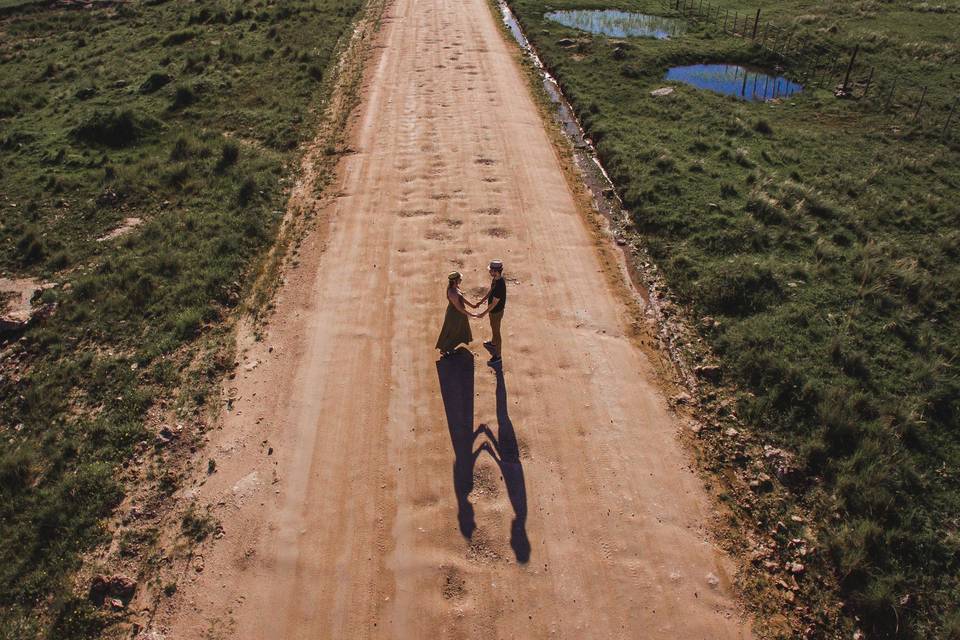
[436,347,530,564]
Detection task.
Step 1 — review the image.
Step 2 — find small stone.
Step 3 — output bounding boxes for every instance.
[650,87,674,97]
[155,425,177,446]
[694,364,721,382]
[89,575,109,605]
[90,574,136,606]
[724,427,739,438]
[109,574,133,593]
[705,573,720,588]
[0,277,57,333]
[789,562,805,575]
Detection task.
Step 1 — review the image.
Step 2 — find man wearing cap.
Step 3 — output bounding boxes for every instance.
[475,260,506,365]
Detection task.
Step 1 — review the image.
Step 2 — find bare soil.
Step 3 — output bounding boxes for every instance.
[155,0,754,636]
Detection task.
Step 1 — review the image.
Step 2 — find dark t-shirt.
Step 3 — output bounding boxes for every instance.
[488,277,506,314]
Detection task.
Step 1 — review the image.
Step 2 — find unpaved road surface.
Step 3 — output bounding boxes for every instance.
[161,0,752,637]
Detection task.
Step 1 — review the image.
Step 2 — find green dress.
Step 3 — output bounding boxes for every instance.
[436,291,472,353]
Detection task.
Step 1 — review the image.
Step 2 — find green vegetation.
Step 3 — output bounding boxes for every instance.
[0,0,362,637]
[505,0,959,636]
[180,504,217,543]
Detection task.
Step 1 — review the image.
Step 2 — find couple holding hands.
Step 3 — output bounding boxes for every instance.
[436,259,507,365]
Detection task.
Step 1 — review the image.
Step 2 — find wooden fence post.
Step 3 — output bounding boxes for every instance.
[913,86,928,121]
[761,22,769,48]
[723,9,728,32]
[752,8,761,39]
[698,0,703,16]
[841,44,859,94]
[885,80,897,111]
[943,97,959,139]
[862,67,874,99]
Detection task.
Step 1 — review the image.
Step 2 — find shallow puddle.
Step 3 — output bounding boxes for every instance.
[545,10,683,39]
[665,64,802,101]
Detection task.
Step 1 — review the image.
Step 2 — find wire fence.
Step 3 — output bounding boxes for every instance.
[659,0,959,139]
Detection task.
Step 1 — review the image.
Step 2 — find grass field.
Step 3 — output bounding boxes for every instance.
[0,1,362,637]
[504,0,960,637]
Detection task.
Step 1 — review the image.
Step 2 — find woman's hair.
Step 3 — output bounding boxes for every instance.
[447,271,463,291]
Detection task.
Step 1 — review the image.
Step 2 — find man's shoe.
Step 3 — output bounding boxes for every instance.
[483,340,494,348]
[487,356,502,366]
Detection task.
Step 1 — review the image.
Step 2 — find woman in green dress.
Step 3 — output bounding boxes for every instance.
[436,271,479,357]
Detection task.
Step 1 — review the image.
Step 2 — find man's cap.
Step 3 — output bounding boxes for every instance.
[448,271,462,281]
[489,260,503,271]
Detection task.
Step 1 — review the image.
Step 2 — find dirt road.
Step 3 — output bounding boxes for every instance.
[161,0,752,637]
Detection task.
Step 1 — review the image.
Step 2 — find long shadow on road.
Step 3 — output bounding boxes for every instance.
[437,349,530,563]
[480,363,530,563]
[436,347,484,539]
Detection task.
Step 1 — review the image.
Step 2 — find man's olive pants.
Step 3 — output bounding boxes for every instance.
[489,311,503,357]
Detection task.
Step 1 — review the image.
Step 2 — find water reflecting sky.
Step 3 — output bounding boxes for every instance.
[665,64,803,101]
[545,10,684,39]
